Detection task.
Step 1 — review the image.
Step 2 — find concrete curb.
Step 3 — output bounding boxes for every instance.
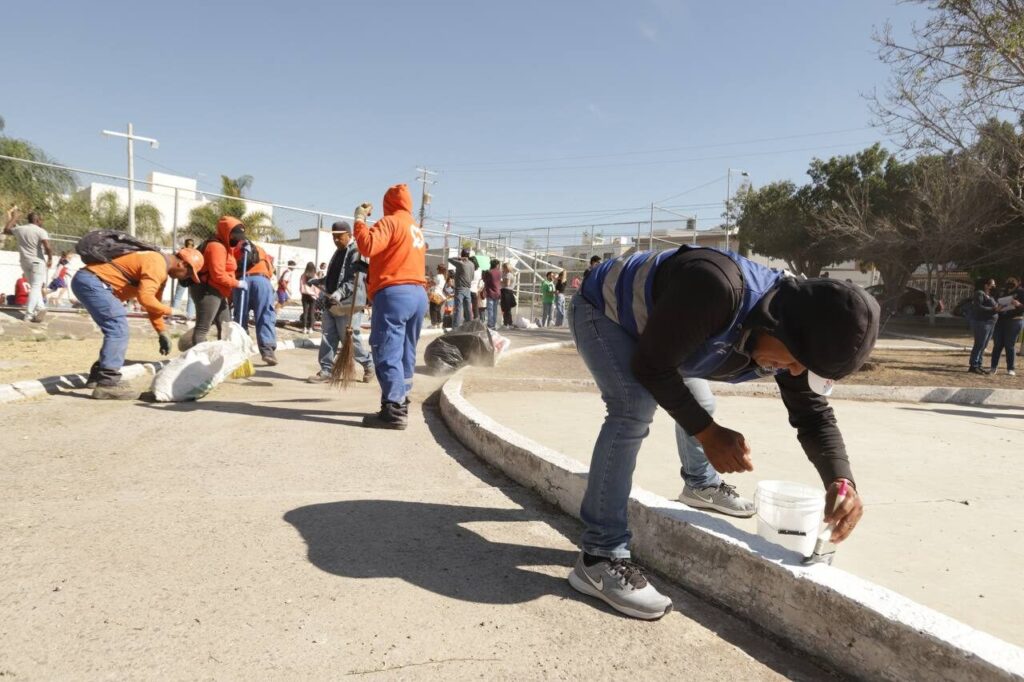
[440,359,1024,681]
[0,336,320,405]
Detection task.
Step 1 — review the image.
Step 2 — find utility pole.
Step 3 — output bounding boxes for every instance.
[102,123,159,236]
[725,168,749,250]
[416,167,437,234]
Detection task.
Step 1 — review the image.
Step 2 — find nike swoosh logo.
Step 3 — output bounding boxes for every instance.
[584,570,603,591]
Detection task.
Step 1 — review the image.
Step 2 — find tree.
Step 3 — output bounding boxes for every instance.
[86,191,166,244]
[810,145,922,317]
[188,174,282,241]
[0,125,76,217]
[735,181,838,276]
[872,1,1024,212]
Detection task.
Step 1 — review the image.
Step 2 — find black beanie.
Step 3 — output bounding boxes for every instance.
[767,278,880,381]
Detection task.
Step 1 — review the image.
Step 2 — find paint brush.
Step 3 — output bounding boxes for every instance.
[802,480,849,566]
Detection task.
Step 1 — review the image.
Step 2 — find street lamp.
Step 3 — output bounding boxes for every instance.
[102,123,159,237]
[725,168,749,249]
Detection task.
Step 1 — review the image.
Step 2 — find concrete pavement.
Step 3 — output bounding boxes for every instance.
[0,332,828,679]
[462,348,1024,647]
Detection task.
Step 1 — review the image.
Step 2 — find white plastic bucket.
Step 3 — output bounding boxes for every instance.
[754,480,825,556]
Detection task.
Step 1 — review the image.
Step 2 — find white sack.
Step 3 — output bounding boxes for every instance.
[150,322,255,402]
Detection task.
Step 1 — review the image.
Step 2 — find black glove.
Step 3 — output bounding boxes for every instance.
[353,260,369,274]
[158,332,171,356]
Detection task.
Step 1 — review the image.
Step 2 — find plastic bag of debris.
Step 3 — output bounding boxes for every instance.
[424,319,497,375]
[150,322,255,401]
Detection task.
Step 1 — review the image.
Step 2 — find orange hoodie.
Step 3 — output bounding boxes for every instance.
[232,242,274,279]
[200,217,240,298]
[87,251,173,332]
[353,184,427,299]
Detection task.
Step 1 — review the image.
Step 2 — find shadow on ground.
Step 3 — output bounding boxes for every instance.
[282,402,832,679]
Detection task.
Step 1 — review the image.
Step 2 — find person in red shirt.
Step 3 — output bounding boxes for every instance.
[13,276,30,306]
[353,184,427,429]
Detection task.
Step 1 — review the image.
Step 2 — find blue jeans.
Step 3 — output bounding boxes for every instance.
[171,281,196,319]
[555,293,566,326]
[369,284,427,405]
[569,294,721,558]
[233,275,277,354]
[485,297,499,329]
[71,269,129,386]
[991,317,1024,371]
[969,319,996,369]
[453,288,472,328]
[319,309,371,375]
[541,301,554,327]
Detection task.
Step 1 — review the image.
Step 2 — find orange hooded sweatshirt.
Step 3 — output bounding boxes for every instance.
[200,217,240,298]
[87,251,173,333]
[353,184,427,300]
[232,242,274,279]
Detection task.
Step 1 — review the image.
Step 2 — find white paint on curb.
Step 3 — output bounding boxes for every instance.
[0,336,321,405]
[440,364,1024,682]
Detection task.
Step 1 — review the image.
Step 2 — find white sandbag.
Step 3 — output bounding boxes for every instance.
[150,322,255,402]
[488,329,512,360]
[513,316,536,329]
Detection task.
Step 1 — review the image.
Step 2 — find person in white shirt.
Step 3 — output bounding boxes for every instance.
[4,207,53,323]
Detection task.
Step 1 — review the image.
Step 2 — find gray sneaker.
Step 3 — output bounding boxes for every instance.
[567,553,673,620]
[679,481,755,518]
[306,372,331,383]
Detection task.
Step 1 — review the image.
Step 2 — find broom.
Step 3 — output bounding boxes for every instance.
[328,271,363,389]
[229,246,256,379]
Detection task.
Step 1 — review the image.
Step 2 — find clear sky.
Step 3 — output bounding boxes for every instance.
[2,0,929,245]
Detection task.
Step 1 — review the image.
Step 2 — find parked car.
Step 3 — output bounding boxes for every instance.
[864,285,944,316]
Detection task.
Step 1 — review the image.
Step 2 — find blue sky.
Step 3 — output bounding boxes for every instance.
[2,0,929,245]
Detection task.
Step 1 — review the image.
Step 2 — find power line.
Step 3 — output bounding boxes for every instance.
[437,140,881,174]
[435,126,878,170]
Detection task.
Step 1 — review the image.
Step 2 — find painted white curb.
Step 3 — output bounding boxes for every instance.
[0,336,320,405]
[440,367,1024,682]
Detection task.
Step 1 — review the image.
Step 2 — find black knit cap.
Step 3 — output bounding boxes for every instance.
[768,278,880,381]
[331,220,351,233]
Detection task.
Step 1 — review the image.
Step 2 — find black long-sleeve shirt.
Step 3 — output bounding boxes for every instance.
[630,248,853,485]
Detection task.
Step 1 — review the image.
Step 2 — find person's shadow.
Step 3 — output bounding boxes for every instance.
[284,500,577,604]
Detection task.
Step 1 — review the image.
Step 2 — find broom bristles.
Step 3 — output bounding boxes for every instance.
[328,327,358,389]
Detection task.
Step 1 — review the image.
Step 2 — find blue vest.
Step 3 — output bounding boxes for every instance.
[580,246,786,382]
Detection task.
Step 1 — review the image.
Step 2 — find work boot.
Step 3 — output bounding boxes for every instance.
[362,401,408,430]
[85,362,101,389]
[91,382,137,400]
[361,365,374,384]
[262,350,278,366]
[306,371,331,384]
[679,481,755,518]
[568,553,673,620]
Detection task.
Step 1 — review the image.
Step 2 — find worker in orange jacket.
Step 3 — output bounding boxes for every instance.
[353,184,427,429]
[232,228,278,365]
[72,247,204,400]
[192,216,247,347]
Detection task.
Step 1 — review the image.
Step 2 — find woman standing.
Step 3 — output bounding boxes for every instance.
[299,261,319,334]
[429,264,446,328]
[500,262,518,329]
[990,276,1024,376]
[968,277,999,375]
[554,270,567,326]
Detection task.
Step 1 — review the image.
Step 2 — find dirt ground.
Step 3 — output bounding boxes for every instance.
[474,343,1024,391]
[0,312,306,385]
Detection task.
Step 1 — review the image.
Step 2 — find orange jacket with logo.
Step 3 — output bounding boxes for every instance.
[233,242,274,279]
[87,251,172,332]
[353,184,427,300]
[199,217,240,298]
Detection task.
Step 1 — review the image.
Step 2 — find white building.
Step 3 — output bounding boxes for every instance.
[75,172,274,234]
